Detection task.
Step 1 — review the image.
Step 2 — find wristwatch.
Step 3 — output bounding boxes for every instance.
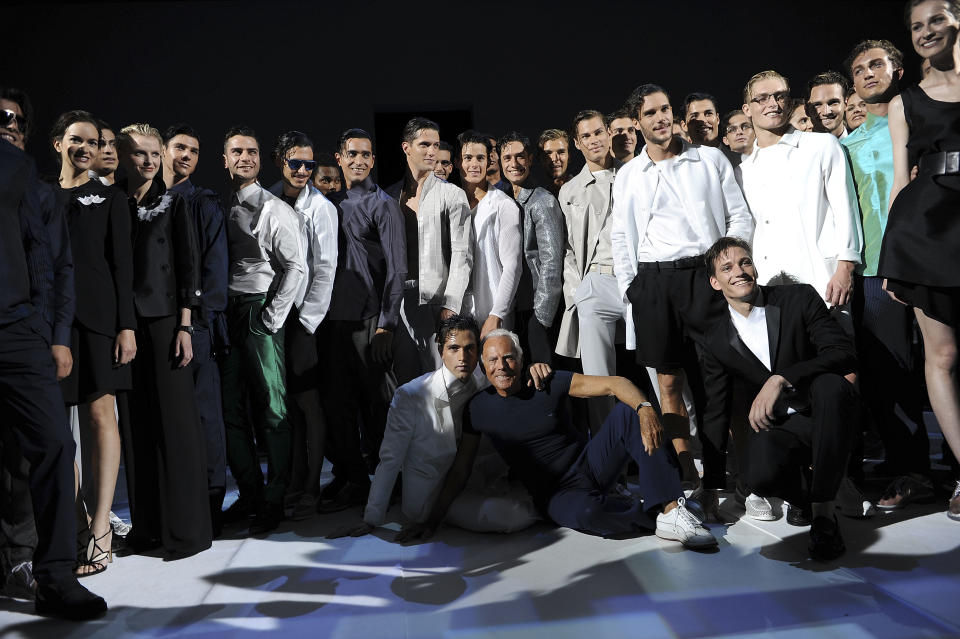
[177,325,194,335]
[635,401,653,412]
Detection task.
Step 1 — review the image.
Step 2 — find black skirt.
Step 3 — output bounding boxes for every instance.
[60,326,132,405]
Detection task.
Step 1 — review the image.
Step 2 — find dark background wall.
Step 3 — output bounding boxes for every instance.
[5,0,915,190]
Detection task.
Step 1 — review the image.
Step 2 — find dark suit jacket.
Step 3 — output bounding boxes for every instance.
[127,179,201,319]
[59,179,136,337]
[699,284,857,485]
[0,141,36,324]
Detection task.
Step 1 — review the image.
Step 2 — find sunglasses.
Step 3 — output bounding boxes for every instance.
[1,109,27,131]
[286,159,317,172]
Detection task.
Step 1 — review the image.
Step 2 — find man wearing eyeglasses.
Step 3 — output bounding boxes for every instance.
[160,123,231,533]
[220,125,305,535]
[385,118,473,385]
[738,70,862,330]
[611,84,753,503]
[721,111,755,167]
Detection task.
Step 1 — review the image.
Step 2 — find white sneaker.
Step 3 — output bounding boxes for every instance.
[656,498,718,548]
[744,493,777,521]
[835,477,876,518]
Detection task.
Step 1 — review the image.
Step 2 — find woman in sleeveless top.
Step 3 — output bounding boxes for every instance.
[881,0,960,520]
[51,110,137,574]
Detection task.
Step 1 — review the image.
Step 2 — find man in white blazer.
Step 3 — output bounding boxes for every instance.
[611,84,753,488]
[328,315,543,538]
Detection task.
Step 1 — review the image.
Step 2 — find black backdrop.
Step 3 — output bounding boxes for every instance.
[5,0,913,190]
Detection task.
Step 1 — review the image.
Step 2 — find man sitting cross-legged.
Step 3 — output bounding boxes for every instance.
[396,329,716,548]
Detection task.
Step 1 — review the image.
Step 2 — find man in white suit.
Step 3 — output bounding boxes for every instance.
[328,315,544,538]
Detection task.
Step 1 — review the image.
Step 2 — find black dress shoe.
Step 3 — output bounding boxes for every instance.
[222,498,256,525]
[786,502,811,527]
[809,515,846,561]
[319,476,347,501]
[249,503,283,535]
[317,481,369,514]
[35,579,107,620]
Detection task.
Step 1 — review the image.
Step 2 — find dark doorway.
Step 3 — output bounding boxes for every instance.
[373,109,473,187]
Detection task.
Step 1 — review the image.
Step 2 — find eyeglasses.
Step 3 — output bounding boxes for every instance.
[750,91,790,105]
[285,159,317,172]
[0,109,26,131]
[725,123,754,134]
[438,160,453,167]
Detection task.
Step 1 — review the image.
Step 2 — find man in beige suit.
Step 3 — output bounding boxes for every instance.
[387,118,474,385]
[556,110,628,394]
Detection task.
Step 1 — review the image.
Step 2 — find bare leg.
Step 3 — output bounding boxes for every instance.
[86,394,118,554]
[658,369,698,484]
[916,309,960,466]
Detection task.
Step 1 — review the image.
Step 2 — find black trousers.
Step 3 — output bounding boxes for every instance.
[0,316,76,582]
[0,426,37,576]
[745,374,856,506]
[319,317,396,484]
[128,314,211,556]
[853,275,928,473]
[190,324,226,494]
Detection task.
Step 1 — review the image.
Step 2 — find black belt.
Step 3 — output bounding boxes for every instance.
[636,255,704,271]
[919,151,960,176]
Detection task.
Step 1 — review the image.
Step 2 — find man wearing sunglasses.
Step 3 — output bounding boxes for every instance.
[220,125,306,535]
[268,131,337,519]
[386,117,473,385]
[161,123,231,534]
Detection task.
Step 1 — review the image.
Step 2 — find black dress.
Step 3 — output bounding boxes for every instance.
[878,85,960,326]
[57,178,135,404]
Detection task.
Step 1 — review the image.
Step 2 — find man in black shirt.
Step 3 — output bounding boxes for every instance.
[401,329,716,548]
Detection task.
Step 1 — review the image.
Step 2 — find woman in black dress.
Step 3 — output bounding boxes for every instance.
[51,110,137,574]
[116,123,212,557]
[882,0,960,520]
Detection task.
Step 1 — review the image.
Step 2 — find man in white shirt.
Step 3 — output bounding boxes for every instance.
[220,126,306,535]
[737,69,862,333]
[611,84,754,488]
[327,315,541,539]
[806,71,850,140]
[386,118,473,385]
[268,131,338,520]
[699,237,857,560]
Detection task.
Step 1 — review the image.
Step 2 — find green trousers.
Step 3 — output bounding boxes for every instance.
[220,294,291,507]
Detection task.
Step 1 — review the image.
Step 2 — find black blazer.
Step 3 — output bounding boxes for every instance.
[127,179,201,318]
[699,284,857,481]
[59,179,136,337]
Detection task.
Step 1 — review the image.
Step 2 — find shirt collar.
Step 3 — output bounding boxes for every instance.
[638,138,701,171]
[168,179,194,197]
[440,363,471,398]
[346,176,377,199]
[235,181,262,205]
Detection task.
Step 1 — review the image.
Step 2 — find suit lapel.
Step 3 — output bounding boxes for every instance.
[765,303,781,371]
[725,318,769,380]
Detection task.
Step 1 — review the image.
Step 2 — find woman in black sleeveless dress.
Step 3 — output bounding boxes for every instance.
[51,110,137,574]
[880,0,960,520]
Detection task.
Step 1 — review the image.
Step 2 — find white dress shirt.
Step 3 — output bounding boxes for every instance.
[469,188,522,321]
[610,141,754,349]
[729,305,771,371]
[737,128,862,302]
[364,365,479,526]
[636,155,709,262]
[269,183,338,334]
[227,182,306,332]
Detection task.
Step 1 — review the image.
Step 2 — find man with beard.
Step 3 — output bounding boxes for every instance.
[842,40,931,505]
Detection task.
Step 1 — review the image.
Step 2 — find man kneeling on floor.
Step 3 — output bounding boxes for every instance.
[395,328,717,548]
[698,236,858,560]
[329,315,542,539]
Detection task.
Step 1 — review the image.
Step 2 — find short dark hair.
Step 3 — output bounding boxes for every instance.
[845,86,858,100]
[571,109,604,139]
[538,128,569,150]
[605,106,634,127]
[49,110,100,163]
[626,84,670,118]
[1,87,33,141]
[273,130,314,164]
[435,314,480,354]
[438,140,453,153]
[806,71,849,96]
[456,129,491,155]
[223,125,258,150]
[163,123,200,145]
[337,128,374,154]
[705,236,753,277]
[96,119,115,136]
[721,109,747,133]
[315,151,339,168]
[402,117,439,144]
[497,131,531,155]
[905,0,960,25]
[843,39,904,79]
[683,92,718,118]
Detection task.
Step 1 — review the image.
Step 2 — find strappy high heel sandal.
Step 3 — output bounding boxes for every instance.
[75,529,112,578]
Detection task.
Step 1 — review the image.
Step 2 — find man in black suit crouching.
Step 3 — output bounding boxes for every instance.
[698,236,858,560]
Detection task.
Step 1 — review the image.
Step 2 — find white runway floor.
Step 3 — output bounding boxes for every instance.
[2,464,959,637]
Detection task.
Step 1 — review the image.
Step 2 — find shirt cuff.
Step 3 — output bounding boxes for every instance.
[53,325,72,347]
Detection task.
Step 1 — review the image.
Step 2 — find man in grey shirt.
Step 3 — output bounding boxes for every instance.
[220,125,305,535]
[386,117,473,385]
